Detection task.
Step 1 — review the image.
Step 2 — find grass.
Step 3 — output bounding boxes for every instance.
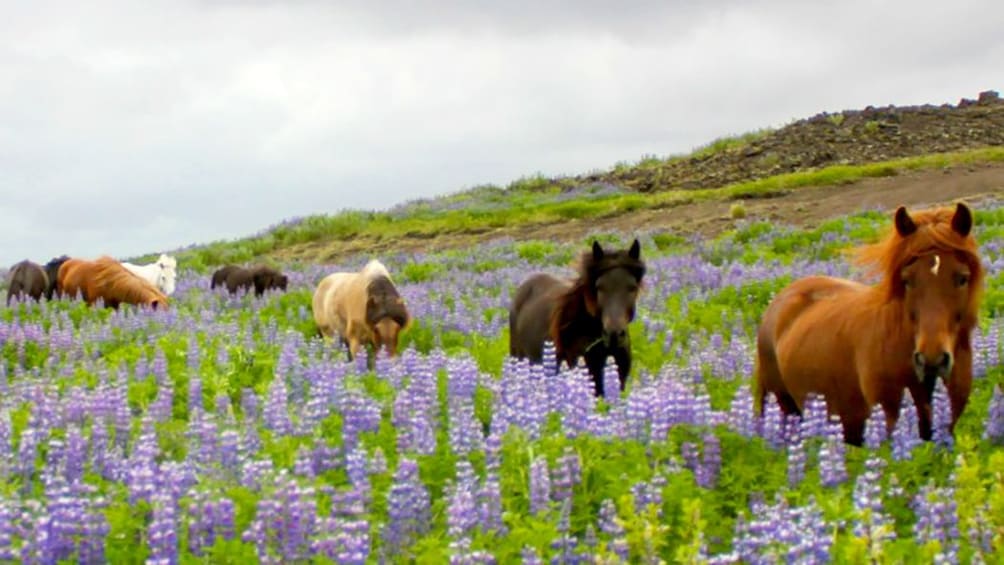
[133,146,1004,271]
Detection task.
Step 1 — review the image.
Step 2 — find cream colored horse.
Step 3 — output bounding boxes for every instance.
[312,259,410,361]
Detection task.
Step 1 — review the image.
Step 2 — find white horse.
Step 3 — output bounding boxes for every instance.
[122,253,177,295]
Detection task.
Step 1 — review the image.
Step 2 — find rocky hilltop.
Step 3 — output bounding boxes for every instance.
[581,90,1004,193]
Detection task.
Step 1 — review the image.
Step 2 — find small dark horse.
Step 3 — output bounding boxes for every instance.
[509,239,646,396]
[6,260,49,305]
[44,255,70,298]
[211,264,289,296]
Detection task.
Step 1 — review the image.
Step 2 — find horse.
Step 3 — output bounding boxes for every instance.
[312,259,411,362]
[5,260,48,305]
[43,255,71,299]
[754,202,984,446]
[57,256,169,310]
[211,265,288,296]
[210,265,240,290]
[509,239,646,397]
[122,253,177,295]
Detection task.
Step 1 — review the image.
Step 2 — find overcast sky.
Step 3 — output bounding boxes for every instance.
[1,0,1002,267]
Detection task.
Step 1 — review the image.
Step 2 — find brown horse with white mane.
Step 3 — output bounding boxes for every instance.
[755,202,984,445]
[58,256,169,310]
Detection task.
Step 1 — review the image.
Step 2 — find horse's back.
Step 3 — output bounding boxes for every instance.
[313,272,356,337]
[757,275,870,413]
[6,260,47,304]
[211,265,239,289]
[509,273,571,360]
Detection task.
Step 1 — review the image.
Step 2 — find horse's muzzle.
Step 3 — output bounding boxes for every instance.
[913,350,953,383]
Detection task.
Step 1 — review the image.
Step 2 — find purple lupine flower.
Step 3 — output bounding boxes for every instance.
[478,467,505,536]
[759,393,785,450]
[447,461,479,541]
[602,356,621,402]
[697,432,721,489]
[551,447,580,505]
[728,385,757,438]
[786,423,806,488]
[383,457,431,557]
[147,491,180,565]
[528,455,551,515]
[597,499,629,561]
[982,385,1004,444]
[242,472,318,563]
[931,380,954,451]
[818,417,847,488]
[550,498,582,564]
[863,404,887,449]
[911,481,960,563]
[312,518,370,565]
[891,393,921,460]
[853,455,894,550]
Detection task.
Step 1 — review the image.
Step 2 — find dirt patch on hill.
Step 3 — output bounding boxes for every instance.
[579,89,1004,194]
[271,162,1004,264]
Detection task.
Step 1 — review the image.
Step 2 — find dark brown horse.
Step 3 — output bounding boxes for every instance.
[211,264,289,296]
[509,239,646,397]
[755,203,984,445]
[6,260,48,305]
[44,255,71,299]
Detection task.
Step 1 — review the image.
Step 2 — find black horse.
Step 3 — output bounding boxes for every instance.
[509,239,646,396]
[6,260,48,305]
[44,255,70,299]
[211,264,289,296]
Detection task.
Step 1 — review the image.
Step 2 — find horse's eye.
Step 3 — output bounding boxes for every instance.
[903,278,914,290]
[955,274,969,287]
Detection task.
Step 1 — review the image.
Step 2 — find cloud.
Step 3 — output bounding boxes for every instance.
[1,0,1002,266]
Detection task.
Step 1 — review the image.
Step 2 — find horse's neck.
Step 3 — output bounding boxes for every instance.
[554,286,603,349]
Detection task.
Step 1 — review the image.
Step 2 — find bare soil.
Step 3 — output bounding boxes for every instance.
[271,162,1004,264]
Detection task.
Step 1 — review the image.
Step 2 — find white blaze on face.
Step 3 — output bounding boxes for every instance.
[931,254,941,276]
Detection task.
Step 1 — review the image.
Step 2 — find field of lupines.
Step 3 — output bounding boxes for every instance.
[3,202,1004,564]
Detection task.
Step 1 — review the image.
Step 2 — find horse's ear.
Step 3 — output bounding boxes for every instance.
[951,202,973,237]
[628,238,641,260]
[592,241,604,261]
[894,206,917,237]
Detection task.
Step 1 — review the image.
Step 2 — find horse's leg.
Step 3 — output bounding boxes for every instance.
[908,384,933,441]
[947,350,974,433]
[841,415,866,447]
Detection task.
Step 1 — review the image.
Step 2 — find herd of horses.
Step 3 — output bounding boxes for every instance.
[2,202,985,447]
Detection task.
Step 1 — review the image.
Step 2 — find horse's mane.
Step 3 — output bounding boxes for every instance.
[366,275,409,326]
[853,205,984,315]
[360,259,392,282]
[158,254,177,269]
[548,246,646,345]
[91,256,168,306]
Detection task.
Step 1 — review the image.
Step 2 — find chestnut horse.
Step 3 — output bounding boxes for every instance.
[6,260,48,305]
[509,239,646,397]
[312,259,411,362]
[58,256,169,309]
[755,203,983,445]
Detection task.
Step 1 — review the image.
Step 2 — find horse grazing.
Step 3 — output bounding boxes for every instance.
[122,253,178,295]
[6,260,49,305]
[211,264,288,296]
[312,259,411,362]
[509,239,646,397]
[755,202,984,446]
[44,255,71,299]
[58,256,169,310]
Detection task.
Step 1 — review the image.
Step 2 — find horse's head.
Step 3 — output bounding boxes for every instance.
[584,239,645,345]
[366,278,410,357]
[891,203,983,386]
[156,258,177,295]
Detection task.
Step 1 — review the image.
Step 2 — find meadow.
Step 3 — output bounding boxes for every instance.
[2,201,1004,564]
